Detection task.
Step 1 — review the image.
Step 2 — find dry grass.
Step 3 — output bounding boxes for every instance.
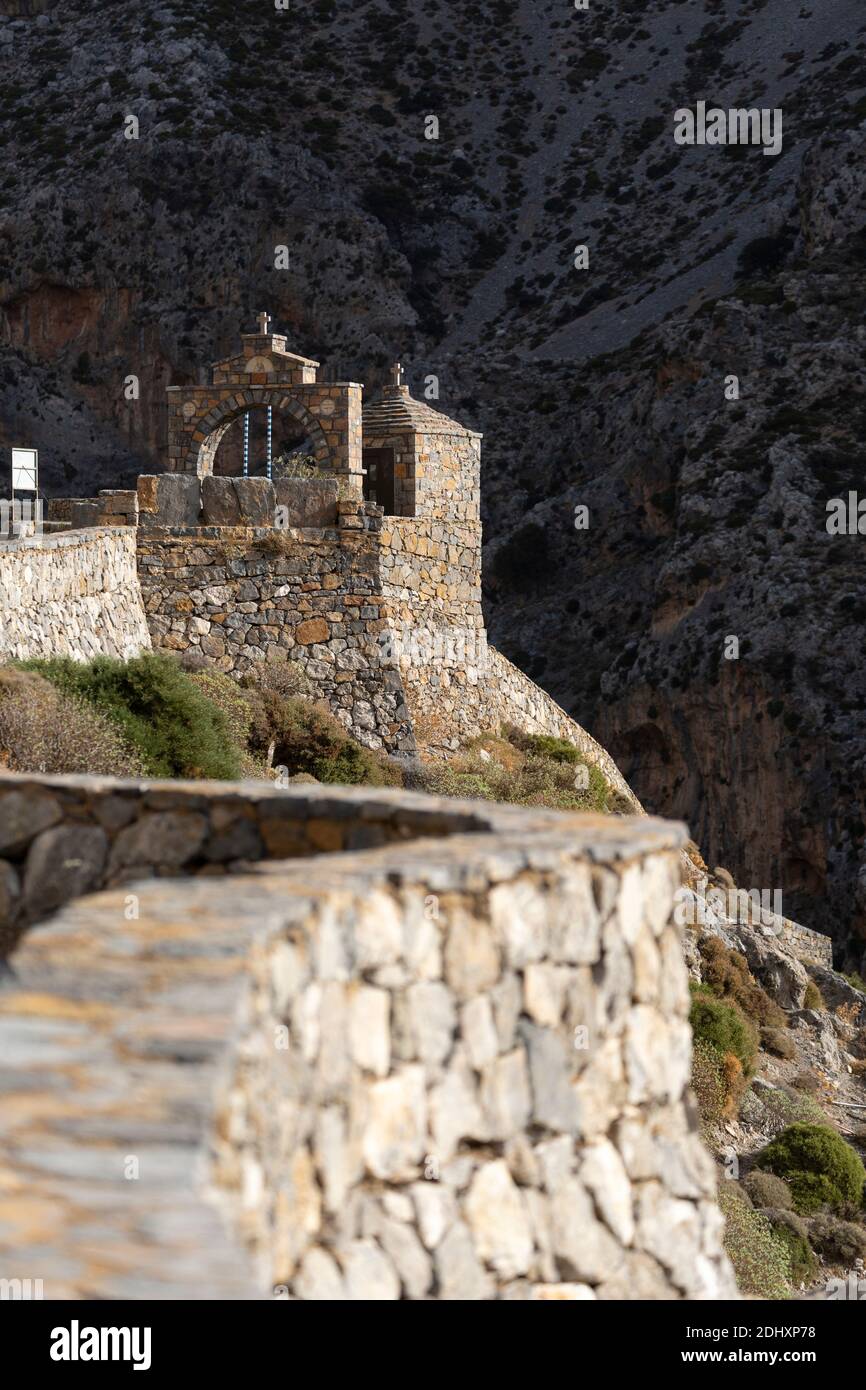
[0,668,144,777]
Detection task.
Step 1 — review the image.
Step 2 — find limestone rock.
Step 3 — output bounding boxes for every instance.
[362,1065,426,1180]
[465,1159,533,1279]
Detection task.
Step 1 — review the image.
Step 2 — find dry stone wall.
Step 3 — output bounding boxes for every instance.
[0,782,737,1300]
[0,773,516,954]
[0,527,151,664]
[136,525,414,754]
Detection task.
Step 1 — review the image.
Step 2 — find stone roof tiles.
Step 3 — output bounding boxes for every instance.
[362,385,480,438]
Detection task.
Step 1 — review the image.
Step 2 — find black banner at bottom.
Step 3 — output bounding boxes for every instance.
[5,1294,856,1377]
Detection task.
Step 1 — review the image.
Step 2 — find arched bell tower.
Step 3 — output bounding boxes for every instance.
[165,314,363,493]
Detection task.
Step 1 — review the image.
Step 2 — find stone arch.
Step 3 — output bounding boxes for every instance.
[190,393,333,477]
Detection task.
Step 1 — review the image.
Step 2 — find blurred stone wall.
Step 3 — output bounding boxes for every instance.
[0,784,737,1299]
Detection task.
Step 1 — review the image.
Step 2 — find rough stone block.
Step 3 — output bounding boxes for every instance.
[274,477,339,528]
[137,474,201,528]
[200,476,276,527]
[68,501,100,530]
[98,490,138,516]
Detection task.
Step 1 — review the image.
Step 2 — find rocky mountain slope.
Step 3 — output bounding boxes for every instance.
[2,0,866,960]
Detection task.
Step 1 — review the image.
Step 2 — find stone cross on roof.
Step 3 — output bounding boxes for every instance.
[390,361,403,387]
[256,311,271,335]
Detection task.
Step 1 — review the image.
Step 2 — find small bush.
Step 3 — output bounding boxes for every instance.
[759,1083,827,1134]
[761,1025,798,1060]
[761,1209,817,1284]
[721,1051,749,1116]
[807,1211,866,1264]
[419,732,609,813]
[508,731,581,764]
[756,1124,866,1214]
[803,980,825,1011]
[791,1071,822,1095]
[717,1182,792,1298]
[250,692,401,787]
[240,661,315,702]
[841,972,866,994]
[691,1036,726,1132]
[23,654,242,780]
[698,935,787,1029]
[744,1170,793,1210]
[689,987,759,1079]
[0,668,144,778]
[186,669,266,778]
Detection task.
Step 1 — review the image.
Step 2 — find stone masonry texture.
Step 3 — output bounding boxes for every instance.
[0,783,738,1301]
[0,527,151,663]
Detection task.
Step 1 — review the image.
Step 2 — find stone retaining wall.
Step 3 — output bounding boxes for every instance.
[0,784,737,1300]
[403,644,642,812]
[0,773,520,955]
[781,915,834,969]
[0,528,151,664]
[136,526,414,755]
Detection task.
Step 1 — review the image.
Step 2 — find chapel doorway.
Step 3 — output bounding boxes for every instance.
[363,447,395,514]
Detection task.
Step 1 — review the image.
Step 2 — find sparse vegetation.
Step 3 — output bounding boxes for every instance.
[21,653,242,781]
[698,935,788,1030]
[418,729,610,812]
[689,985,759,1081]
[803,980,825,1011]
[717,1181,792,1299]
[0,667,143,778]
[691,1035,727,1132]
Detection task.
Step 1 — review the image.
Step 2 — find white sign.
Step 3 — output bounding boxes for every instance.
[11,447,38,491]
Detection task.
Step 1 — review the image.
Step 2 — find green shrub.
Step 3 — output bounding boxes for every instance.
[509,731,581,763]
[689,987,759,1078]
[756,1124,866,1214]
[803,980,825,1011]
[22,653,242,780]
[186,669,267,778]
[717,1182,792,1298]
[744,1170,793,1211]
[251,692,400,787]
[761,1209,817,1284]
[841,972,866,994]
[698,935,787,1029]
[807,1210,866,1263]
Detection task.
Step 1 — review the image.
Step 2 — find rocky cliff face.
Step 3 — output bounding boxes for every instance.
[3,0,866,959]
[483,132,866,968]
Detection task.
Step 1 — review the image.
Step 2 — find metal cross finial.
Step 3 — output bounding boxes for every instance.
[256,311,271,335]
[390,361,403,387]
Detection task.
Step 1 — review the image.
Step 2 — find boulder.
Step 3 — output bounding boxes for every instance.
[733,927,809,1011]
[23,824,109,920]
[200,476,276,527]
